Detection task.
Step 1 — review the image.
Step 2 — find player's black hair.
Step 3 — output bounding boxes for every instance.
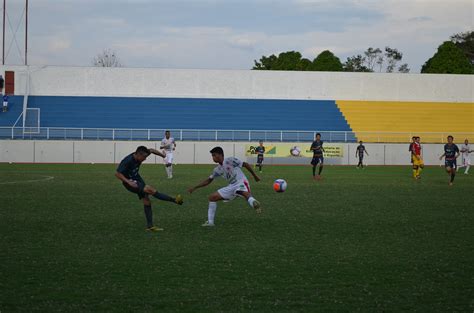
[316,133,321,137]
[210,146,224,156]
[165,130,170,133]
[136,146,150,155]
[259,140,263,143]
[359,140,363,143]
[447,135,454,140]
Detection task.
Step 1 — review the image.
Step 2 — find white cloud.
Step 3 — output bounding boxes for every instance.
[19,0,473,72]
[48,37,72,52]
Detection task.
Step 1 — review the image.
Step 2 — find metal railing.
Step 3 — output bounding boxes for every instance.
[0,127,472,143]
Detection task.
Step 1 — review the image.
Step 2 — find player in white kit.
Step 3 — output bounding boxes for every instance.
[457,139,472,174]
[188,146,262,227]
[160,130,176,178]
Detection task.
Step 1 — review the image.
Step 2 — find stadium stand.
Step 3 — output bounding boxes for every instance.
[0,96,354,141]
[336,100,474,143]
[0,96,23,125]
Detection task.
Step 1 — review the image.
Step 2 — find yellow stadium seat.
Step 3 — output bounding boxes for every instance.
[336,100,474,143]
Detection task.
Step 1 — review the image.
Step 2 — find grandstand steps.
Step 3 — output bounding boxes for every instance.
[336,100,474,143]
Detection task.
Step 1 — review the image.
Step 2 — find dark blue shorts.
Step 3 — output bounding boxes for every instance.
[122,178,147,199]
[311,155,324,165]
[445,159,457,169]
[257,155,264,164]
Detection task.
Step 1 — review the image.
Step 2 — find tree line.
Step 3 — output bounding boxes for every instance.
[252,31,473,74]
[93,31,473,74]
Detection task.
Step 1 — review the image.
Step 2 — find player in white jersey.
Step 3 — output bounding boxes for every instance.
[160,130,176,178]
[188,146,261,227]
[457,139,472,174]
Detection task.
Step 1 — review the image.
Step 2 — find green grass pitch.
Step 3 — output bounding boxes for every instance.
[0,163,473,312]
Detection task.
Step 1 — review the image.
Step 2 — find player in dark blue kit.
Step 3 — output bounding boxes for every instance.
[255,140,265,173]
[310,133,325,180]
[439,136,460,186]
[355,141,369,169]
[115,146,183,232]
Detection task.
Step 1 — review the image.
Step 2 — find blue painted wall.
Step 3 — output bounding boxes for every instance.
[3,96,351,132]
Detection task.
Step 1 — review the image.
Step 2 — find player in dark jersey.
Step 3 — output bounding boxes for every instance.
[310,133,325,180]
[115,146,183,232]
[408,136,416,164]
[355,141,369,169]
[255,140,265,173]
[439,135,460,186]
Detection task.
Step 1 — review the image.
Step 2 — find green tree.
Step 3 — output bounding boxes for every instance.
[308,50,343,71]
[253,51,311,71]
[421,41,472,74]
[364,47,383,71]
[384,47,403,73]
[343,55,371,72]
[450,31,474,65]
[92,49,122,67]
[344,47,409,73]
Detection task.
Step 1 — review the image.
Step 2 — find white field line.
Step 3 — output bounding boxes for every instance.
[0,176,55,185]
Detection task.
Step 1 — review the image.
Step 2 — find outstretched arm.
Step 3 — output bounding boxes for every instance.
[188,177,213,194]
[439,153,445,160]
[149,148,166,158]
[243,162,260,182]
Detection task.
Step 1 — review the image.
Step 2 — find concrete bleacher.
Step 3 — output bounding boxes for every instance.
[0,96,354,141]
[336,100,474,143]
[0,96,24,126]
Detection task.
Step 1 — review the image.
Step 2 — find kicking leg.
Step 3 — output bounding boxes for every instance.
[144,185,183,205]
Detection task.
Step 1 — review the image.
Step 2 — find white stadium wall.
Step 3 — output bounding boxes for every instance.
[1,65,472,102]
[0,66,471,165]
[0,140,452,166]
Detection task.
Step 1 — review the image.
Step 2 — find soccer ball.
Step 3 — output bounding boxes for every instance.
[290,146,301,157]
[273,179,287,192]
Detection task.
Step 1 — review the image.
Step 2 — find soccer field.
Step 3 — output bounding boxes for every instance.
[0,163,473,312]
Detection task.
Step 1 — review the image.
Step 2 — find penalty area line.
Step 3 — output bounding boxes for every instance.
[0,176,55,185]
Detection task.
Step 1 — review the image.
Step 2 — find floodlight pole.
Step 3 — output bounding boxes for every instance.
[2,0,5,65]
[25,0,28,65]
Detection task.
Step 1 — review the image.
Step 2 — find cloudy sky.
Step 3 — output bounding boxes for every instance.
[2,0,472,72]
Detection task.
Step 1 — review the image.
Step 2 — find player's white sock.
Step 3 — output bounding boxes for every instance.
[169,165,173,178]
[208,202,217,224]
[247,197,256,208]
[465,165,470,174]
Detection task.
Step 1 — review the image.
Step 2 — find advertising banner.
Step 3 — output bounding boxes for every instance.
[245,143,344,158]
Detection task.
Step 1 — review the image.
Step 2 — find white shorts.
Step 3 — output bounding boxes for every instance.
[164,152,174,164]
[462,156,471,166]
[217,180,251,201]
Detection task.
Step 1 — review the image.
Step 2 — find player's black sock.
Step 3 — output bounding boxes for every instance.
[153,191,175,202]
[450,172,455,183]
[144,205,153,228]
[312,166,316,176]
[319,165,323,175]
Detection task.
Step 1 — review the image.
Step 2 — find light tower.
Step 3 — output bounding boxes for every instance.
[2,0,28,65]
